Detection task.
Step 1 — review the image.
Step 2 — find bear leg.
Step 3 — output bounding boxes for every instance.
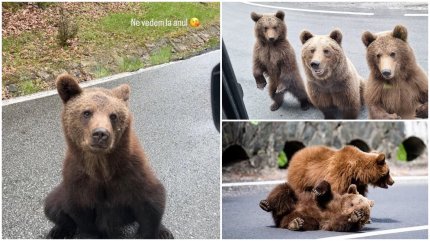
[320,106,337,119]
[268,81,284,111]
[259,199,272,212]
[253,65,267,90]
[313,181,334,208]
[286,72,312,111]
[159,224,175,239]
[44,185,77,238]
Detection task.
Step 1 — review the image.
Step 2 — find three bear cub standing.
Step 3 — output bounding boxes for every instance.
[44,74,173,238]
[251,10,428,119]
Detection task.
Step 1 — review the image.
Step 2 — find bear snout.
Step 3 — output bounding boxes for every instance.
[310,61,320,70]
[91,128,110,147]
[381,69,392,79]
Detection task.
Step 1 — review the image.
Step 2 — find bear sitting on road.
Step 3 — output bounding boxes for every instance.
[362,25,428,119]
[260,181,374,231]
[44,74,173,238]
[251,10,311,111]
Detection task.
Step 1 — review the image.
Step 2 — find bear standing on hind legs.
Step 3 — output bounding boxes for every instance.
[362,25,428,119]
[44,74,174,239]
[251,10,311,111]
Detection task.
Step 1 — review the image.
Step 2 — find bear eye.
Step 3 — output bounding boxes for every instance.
[264,27,268,31]
[350,203,354,207]
[110,113,118,121]
[273,26,277,30]
[83,111,92,119]
[390,52,396,57]
[310,49,316,53]
[323,49,329,54]
[376,54,381,58]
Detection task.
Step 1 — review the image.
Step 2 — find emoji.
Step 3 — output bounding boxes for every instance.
[189,17,200,27]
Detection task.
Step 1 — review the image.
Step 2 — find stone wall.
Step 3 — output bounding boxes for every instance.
[222,122,427,172]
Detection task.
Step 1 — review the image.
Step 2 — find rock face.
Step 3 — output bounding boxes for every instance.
[222,122,427,171]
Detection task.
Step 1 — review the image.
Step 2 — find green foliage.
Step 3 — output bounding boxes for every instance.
[94,65,111,78]
[397,143,407,162]
[277,151,288,168]
[119,56,144,72]
[19,80,44,95]
[57,8,78,47]
[250,121,259,125]
[150,46,172,65]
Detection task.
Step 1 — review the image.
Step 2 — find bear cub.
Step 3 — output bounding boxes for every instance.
[44,74,173,239]
[362,25,428,119]
[287,145,394,196]
[300,29,365,119]
[251,10,310,111]
[260,181,374,231]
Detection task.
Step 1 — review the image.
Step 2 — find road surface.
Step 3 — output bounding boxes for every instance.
[222,2,428,119]
[2,50,220,239]
[222,178,428,239]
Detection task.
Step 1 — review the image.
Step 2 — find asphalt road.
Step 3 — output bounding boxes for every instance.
[222,179,428,239]
[2,50,220,239]
[222,2,428,119]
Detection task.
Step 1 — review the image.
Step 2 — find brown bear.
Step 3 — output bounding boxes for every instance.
[44,74,173,239]
[259,181,374,231]
[251,10,310,111]
[362,25,428,119]
[300,29,365,119]
[287,145,394,196]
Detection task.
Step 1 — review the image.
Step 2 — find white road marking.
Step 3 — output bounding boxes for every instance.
[404,13,428,17]
[240,2,374,16]
[222,176,427,187]
[318,225,428,239]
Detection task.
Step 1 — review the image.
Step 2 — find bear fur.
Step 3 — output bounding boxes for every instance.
[44,74,173,239]
[259,181,374,231]
[362,25,428,119]
[300,29,365,119]
[287,145,394,196]
[251,10,311,111]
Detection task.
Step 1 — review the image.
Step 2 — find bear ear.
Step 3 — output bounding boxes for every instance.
[56,74,82,103]
[368,200,375,207]
[393,25,407,42]
[362,31,376,47]
[300,30,314,44]
[329,29,342,45]
[275,10,285,21]
[112,84,130,102]
[347,184,358,194]
[251,12,263,22]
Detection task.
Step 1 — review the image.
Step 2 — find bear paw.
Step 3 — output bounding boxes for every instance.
[256,82,267,90]
[288,217,304,231]
[259,200,271,212]
[348,209,364,223]
[270,102,282,111]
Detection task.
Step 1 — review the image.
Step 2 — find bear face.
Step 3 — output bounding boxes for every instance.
[362,25,412,80]
[337,146,394,189]
[251,10,286,44]
[340,184,374,223]
[300,29,344,80]
[57,74,131,154]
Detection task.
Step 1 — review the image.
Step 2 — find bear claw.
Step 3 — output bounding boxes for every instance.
[288,217,304,231]
[259,200,271,212]
[270,102,282,111]
[257,82,267,90]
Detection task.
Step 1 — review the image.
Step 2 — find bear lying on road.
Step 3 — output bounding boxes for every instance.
[251,10,310,111]
[362,25,428,119]
[260,181,374,231]
[287,145,394,196]
[44,74,173,239]
[300,29,364,119]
